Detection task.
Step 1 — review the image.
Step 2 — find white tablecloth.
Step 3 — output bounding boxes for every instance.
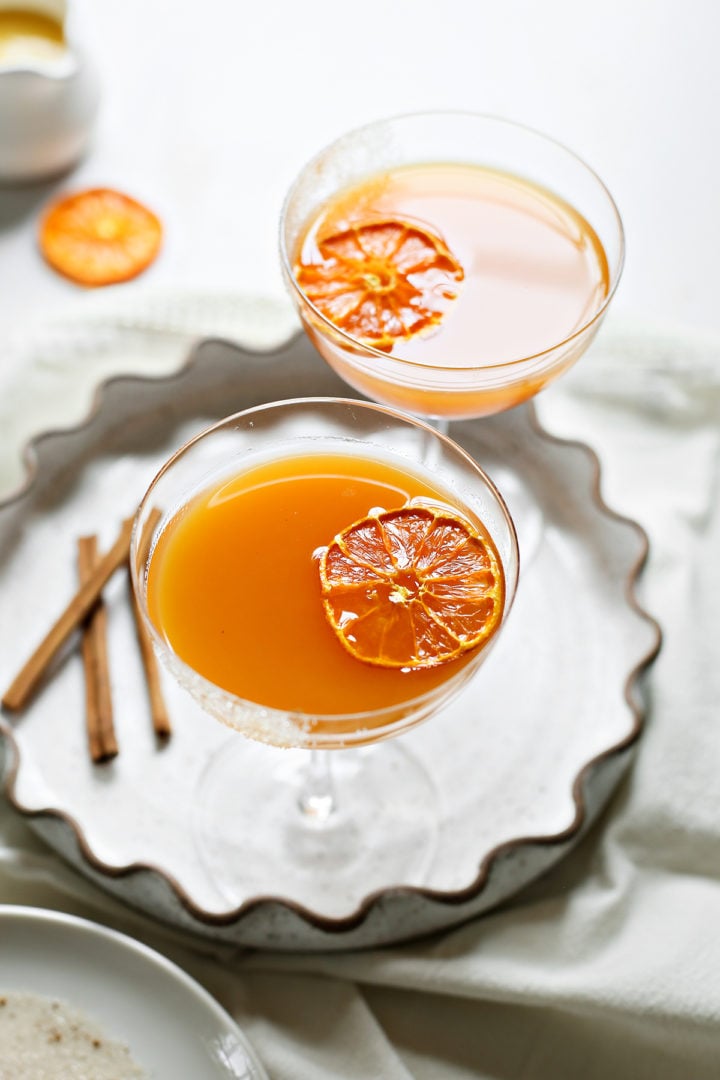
[1,293,719,1078]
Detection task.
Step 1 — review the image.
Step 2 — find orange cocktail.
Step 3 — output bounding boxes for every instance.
[280,113,624,419]
[131,399,519,899]
[132,398,519,751]
[147,451,501,721]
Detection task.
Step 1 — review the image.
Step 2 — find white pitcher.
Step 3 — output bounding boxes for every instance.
[0,0,100,182]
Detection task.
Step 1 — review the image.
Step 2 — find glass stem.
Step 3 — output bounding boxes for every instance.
[420,416,451,469]
[298,749,336,823]
[428,416,450,437]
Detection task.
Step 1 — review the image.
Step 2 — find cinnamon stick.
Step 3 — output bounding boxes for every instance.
[1,517,134,713]
[128,507,171,740]
[78,535,118,763]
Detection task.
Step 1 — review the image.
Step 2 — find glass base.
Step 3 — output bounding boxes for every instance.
[193,737,440,911]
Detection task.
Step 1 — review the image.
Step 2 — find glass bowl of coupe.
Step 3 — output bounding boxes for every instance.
[130,398,518,906]
[280,111,624,425]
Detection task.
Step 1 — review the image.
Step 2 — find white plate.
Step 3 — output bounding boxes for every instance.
[0,905,267,1078]
[0,332,661,951]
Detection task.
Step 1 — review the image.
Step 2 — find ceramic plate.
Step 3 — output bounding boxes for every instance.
[0,332,661,950]
[0,905,267,1077]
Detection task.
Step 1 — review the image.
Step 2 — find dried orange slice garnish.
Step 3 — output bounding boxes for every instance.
[319,504,504,669]
[295,218,464,350]
[39,188,162,286]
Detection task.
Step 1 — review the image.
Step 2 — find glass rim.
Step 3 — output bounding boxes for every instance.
[279,108,625,374]
[130,395,520,743]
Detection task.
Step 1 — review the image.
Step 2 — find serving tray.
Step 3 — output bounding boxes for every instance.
[0,331,661,951]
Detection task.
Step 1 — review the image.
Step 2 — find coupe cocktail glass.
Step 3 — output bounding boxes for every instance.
[280,112,623,567]
[130,398,518,905]
[280,111,624,425]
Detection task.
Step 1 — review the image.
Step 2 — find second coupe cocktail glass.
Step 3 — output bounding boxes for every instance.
[280,112,623,567]
[280,111,624,425]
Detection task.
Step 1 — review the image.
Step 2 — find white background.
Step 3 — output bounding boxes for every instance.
[0,0,718,339]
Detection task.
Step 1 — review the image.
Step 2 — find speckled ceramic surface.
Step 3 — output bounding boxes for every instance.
[0,333,660,951]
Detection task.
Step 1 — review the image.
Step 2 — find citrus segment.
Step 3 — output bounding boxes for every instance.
[39,188,162,286]
[295,218,464,350]
[319,505,504,669]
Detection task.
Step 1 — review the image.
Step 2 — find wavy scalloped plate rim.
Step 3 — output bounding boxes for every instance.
[0,330,662,951]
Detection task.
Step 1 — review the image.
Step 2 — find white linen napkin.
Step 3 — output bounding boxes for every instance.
[1,293,718,1078]
[0,287,299,498]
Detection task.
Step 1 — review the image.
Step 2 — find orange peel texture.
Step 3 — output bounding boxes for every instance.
[39,188,162,286]
[319,505,504,669]
[295,218,464,350]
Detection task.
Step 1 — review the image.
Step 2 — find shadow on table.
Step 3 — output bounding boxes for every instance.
[0,171,71,233]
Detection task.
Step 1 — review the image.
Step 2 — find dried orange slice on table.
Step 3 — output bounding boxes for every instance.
[39,188,162,286]
[319,504,504,669]
[295,218,464,350]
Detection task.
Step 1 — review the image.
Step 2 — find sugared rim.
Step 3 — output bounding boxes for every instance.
[279,109,625,373]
